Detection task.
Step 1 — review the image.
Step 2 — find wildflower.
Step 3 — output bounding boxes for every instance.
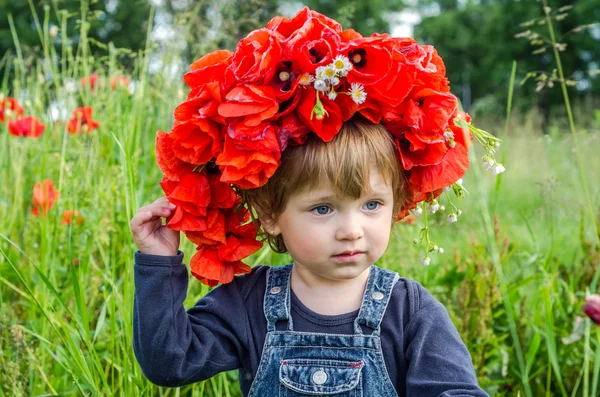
[328,91,338,101]
[409,206,423,216]
[110,74,130,91]
[298,74,315,86]
[428,199,440,213]
[61,210,84,225]
[0,98,24,122]
[583,294,600,324]
[492,164,506,175]
[483,159,495,171]
[456,210,462,216]
[444,130,454,141]
[439,205,445,211]
[421,256,431,266]
[456,178,463,185]
[31,179,60,217]
[8,116,45,138]
[67,106,100,134]
[314,79,328,92]
[316,65,337,83]
[439,248,445,254]
[447,213,458,223]
[349,83,366,104]
[80,72,99,92]
[332,55,352,76]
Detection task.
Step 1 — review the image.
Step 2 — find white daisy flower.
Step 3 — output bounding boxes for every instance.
[298,74,315,86]
[328,91,338,101]
[314,79,329,92]
[349,83,367,104]
[332,55,353,76]
[329,76,340,86]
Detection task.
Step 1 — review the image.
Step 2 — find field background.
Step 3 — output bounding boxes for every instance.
[1,0,599,396]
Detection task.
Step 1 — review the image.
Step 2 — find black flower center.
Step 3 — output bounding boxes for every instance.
[348,49,366,68]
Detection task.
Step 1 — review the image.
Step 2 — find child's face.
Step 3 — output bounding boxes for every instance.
[270,166,394,283]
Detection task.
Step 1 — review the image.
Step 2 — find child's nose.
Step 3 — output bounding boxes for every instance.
[335,215,364,240]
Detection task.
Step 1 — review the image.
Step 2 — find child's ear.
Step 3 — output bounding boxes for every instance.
[259,216,281,237]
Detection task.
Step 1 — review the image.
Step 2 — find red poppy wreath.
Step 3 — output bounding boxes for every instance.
[155,7,503,286]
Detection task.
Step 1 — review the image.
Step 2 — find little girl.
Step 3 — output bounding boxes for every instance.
[130,6,497,396]
[131,117,488,396]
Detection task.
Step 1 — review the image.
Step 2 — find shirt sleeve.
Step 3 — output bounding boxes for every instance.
[132,250,250,387]
[404,285,489,397]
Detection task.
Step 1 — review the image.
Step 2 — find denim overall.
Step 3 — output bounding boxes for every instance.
[247,263,400,396]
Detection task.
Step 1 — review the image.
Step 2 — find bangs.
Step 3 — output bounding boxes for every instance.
[280,119,400,199]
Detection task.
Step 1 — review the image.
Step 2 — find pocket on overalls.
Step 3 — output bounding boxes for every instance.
[278,358,364,396]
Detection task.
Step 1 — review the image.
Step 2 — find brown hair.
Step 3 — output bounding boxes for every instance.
[243,116,406,253]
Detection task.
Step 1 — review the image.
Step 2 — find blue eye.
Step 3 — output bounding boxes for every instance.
[365,201,380,211]
[312,205,331,215]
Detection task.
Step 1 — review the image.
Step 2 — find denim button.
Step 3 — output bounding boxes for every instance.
[312,370,327,385]
[270,286,282,294]
[372,291,384,300]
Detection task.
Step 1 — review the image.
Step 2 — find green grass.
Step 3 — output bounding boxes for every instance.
[1,4,600,397]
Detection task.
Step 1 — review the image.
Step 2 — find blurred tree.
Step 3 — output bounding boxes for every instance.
[0,0,152,64]
[413,0,599,123]
[164,0,280,66]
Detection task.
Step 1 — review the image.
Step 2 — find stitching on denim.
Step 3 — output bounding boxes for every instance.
[373,335,400,396]
[268,345,378,351]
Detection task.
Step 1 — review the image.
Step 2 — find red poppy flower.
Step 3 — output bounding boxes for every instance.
[184,50,233,92]
[175,81,225,124]
[170,119,222,165]
[283,17,342,73]
[80,73,99,91]
[296,89,342,142]
[185,208,227,245]
[218,84,279,127]
[167,172,211,218]
[276,113,310,151]
[31,179,59,216]
[156,131,196,182]
[8,116,45,138]
[207,172,237,209]
[0,98,24,122]
[67,107,100,134]
[405,123,471,194]
[229,28,283,84]
[61,210,84,225]
[266,6,342,40]
[190,245,252,287]
[216,127,281,189]
[110,75,130,91]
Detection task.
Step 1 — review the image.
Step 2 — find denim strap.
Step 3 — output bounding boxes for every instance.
[353,265,399,336]
[264,264,294,332]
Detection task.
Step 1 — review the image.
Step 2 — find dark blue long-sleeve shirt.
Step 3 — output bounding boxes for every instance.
[133,250,488,396]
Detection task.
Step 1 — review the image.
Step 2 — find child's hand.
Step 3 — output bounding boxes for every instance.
[130,196,180,257]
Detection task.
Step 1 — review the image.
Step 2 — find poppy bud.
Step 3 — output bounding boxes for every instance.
[583,294,600,324]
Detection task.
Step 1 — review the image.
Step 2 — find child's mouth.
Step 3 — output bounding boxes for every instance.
[332,252,365,263]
